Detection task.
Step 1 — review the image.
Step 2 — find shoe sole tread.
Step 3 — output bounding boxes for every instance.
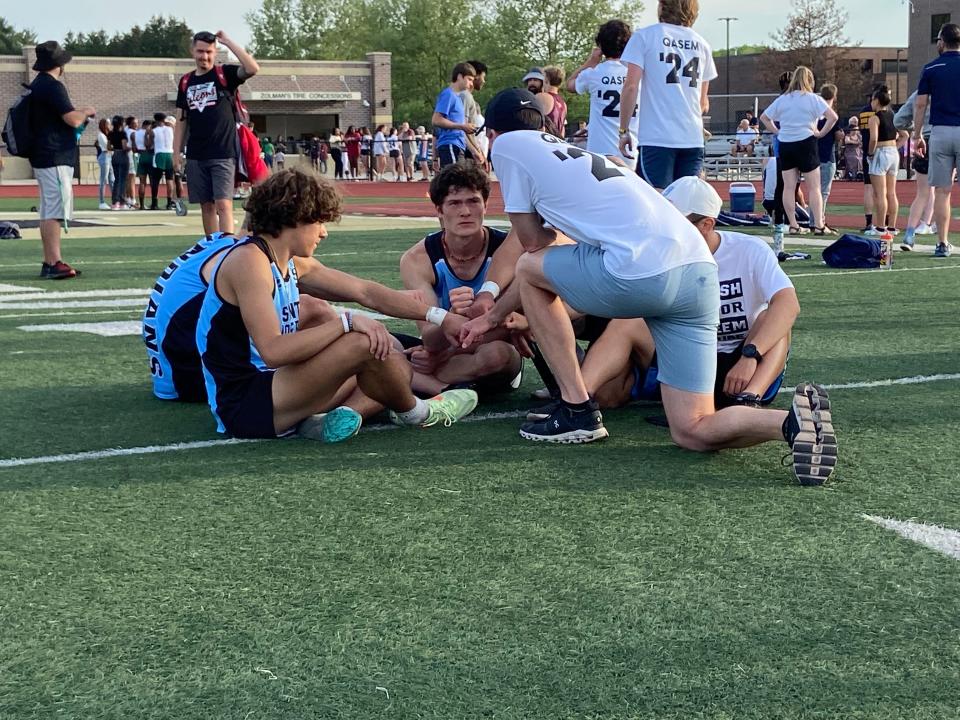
[791,382,838,486]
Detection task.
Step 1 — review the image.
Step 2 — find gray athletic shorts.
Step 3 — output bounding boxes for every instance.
[543,243,720,394]
[186,158,236,203]
[34,165,74,221]
[928,125,960,188]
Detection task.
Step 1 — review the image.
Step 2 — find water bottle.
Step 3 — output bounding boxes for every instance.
[772,224,784,256]
[879,230,893,269]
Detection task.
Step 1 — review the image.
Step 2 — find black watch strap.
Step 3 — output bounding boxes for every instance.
[742,343,763,362]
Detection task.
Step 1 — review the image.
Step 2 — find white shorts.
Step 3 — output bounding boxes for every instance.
[869,146,899,177]
[127,150,136,175]
[35,166,74,221]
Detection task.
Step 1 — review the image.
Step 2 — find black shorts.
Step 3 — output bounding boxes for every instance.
[913,153,929,175]
[715,344,786,408]
[862,154,872,185]
[778,136,819,173]
[389,149,400,158]
[437,144,464,168]
[216,370,280,439]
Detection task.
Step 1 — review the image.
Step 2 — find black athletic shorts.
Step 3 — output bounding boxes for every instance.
[714,344,785,408]
[389,149,400,158]
[862,154,872,184]
[778,136,819,173]
[216,370,282,439]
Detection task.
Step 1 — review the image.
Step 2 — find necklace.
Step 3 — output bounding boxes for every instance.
[442,228,487,264]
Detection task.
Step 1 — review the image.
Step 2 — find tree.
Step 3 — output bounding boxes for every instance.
[0,17,37,54]
[771,0,850,56]
[64,16,192,57]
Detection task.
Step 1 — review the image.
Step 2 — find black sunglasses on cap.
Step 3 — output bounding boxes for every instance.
[193,31,217,44]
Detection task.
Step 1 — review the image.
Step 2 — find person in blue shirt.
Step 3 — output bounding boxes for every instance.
[194,168,478,442]
[913,22,960,257]
[431,62,477,168]
[399,163,524,397]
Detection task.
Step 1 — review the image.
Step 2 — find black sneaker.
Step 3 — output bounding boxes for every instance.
[519,400,609,444]
[40,260,78,280]
[783,382,838,486]
[731,391,762,408]
[526,399,560,422]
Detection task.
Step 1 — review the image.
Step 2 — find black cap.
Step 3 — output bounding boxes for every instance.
[483,88,544,134]
[33,41,73,72]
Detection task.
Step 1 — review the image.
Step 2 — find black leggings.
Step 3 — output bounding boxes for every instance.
[331,148,344,179]
[772,155,786,225]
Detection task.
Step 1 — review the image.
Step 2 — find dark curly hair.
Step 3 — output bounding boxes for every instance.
[428,162,491,207]
[244,169,342,237]
[596,20,631,59]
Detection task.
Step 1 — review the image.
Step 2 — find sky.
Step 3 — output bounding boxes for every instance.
[7,0,911,57]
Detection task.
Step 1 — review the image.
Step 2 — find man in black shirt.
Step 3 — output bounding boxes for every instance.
[29,41,95,279]
[173,30,259,236]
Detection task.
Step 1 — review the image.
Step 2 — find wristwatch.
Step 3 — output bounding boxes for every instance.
[741,344,763,362]
[618,128,630,136]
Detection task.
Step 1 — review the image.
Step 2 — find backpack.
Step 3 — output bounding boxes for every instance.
[822,234,883,269]
[2,83,35,158]
[0,221,22,239]
[178,66,268,184]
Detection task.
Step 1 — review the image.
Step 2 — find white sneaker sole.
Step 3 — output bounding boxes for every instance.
[519,426,609,444]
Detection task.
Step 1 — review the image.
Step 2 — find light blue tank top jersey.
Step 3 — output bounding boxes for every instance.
[195,237,300,433]
[143,232,236,401]
[423,226,508,310]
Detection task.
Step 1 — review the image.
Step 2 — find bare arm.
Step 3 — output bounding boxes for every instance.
[816,107,839,139]
[217,31,259,77]
[431,111,471,133]
[617,63,643,157]
[760,114,778,136]
[61,108,95,129]
[912,94,929,154]
[699,80,710,115]
[472,229,524,314]
[398,244,452,350]
[173,112,187,168]
[567,47,602,93]
[746,287,799,354]
[867,115,879,156]
[509,211,557,253]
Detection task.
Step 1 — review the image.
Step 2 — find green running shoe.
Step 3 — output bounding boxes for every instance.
[421,389,479,428]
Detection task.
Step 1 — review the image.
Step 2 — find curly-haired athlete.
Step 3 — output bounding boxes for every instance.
[195,168,478,441]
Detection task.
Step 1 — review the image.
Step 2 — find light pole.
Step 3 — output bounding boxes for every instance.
[895,47,904,104]
[719,17,738,133]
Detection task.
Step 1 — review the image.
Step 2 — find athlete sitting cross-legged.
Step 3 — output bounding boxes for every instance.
[399,163,524,397]
[195,168,477,441]
[545,176,798,415]
[460,89,837,485]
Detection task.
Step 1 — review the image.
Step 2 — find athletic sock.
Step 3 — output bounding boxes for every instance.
[563,398,596,414]
[865,214,872,227]
[395,397,429,425]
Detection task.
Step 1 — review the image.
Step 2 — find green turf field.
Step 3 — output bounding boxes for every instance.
[2,227,959,718]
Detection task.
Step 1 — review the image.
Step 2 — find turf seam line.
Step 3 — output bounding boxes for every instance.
[789,263,960,278]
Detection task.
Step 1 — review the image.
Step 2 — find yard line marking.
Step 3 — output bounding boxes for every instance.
[0,250,400,270]
[0,299,146,310]
[863,515,960,561]
[0,288,149,302]
[0,309,141,320]
[0,439,257,468]
[18,321,142,337]
[0,283,43,293]
[790,264,960,278]
[3,373,959,469]
[777,373,960,393]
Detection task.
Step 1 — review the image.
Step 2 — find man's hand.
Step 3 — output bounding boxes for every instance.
[461,121,476,134]
[468,293,495,319]
[405,346,444,375]
[459,312,498,348]
[723,357,757,397]
[448,286,475,315]
[215,30,234,47]
[914,136,926,158]
[351,314,393,360]
[440,310,468,345]
[618,131,635,159]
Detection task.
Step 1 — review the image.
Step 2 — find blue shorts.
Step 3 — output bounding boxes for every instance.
[638,145,705,189]
[542,243,719,394]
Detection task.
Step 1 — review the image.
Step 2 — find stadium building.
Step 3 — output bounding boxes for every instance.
[908,0,954,88]
[0,46,393,180]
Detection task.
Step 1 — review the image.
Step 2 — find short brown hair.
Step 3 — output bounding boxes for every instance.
[596,20,632,58]
[451,62,477,83]
[429,162,491,207]
[820,83,837,102]
[658,0,699,27]
[543,65,566,87]
[244,169,342,237]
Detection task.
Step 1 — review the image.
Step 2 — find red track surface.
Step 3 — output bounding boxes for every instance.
[2,177,957,230]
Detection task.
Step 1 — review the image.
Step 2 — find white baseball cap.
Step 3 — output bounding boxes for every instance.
[662,176,722,219]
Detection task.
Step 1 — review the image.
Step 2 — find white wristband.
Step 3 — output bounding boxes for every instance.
[425,306,449,327]
[340,312,351,333]
[478,280,501,299]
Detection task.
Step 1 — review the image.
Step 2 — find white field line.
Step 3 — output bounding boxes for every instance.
[1,372,958,470]
[0,298,146,310]
[863,515,960,561]
[789,264,960,278]
[17,321,142,337]
[0,283,43,293]
[0,309,142,320]
[0,288,149,301]
[777,373,960,393]
[0,250,398,270]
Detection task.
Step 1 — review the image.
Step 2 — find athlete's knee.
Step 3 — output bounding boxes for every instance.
[668,415,713,452]
[475,341,518,375]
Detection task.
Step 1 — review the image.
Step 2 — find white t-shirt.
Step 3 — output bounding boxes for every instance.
[96,131,110,154]
[573,59,639,166]
[373,131,386,155]
[762,156,778,201]
[736,127,758,145]
[152,125,174,154]
[492,130,714,280]
[621,23,717,148]
[714,230,794,353]
[762,92,830,143]
[133,128,148,153]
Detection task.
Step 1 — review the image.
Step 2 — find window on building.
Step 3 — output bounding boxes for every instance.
[932,14,951,43]
[881,59,908,74]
